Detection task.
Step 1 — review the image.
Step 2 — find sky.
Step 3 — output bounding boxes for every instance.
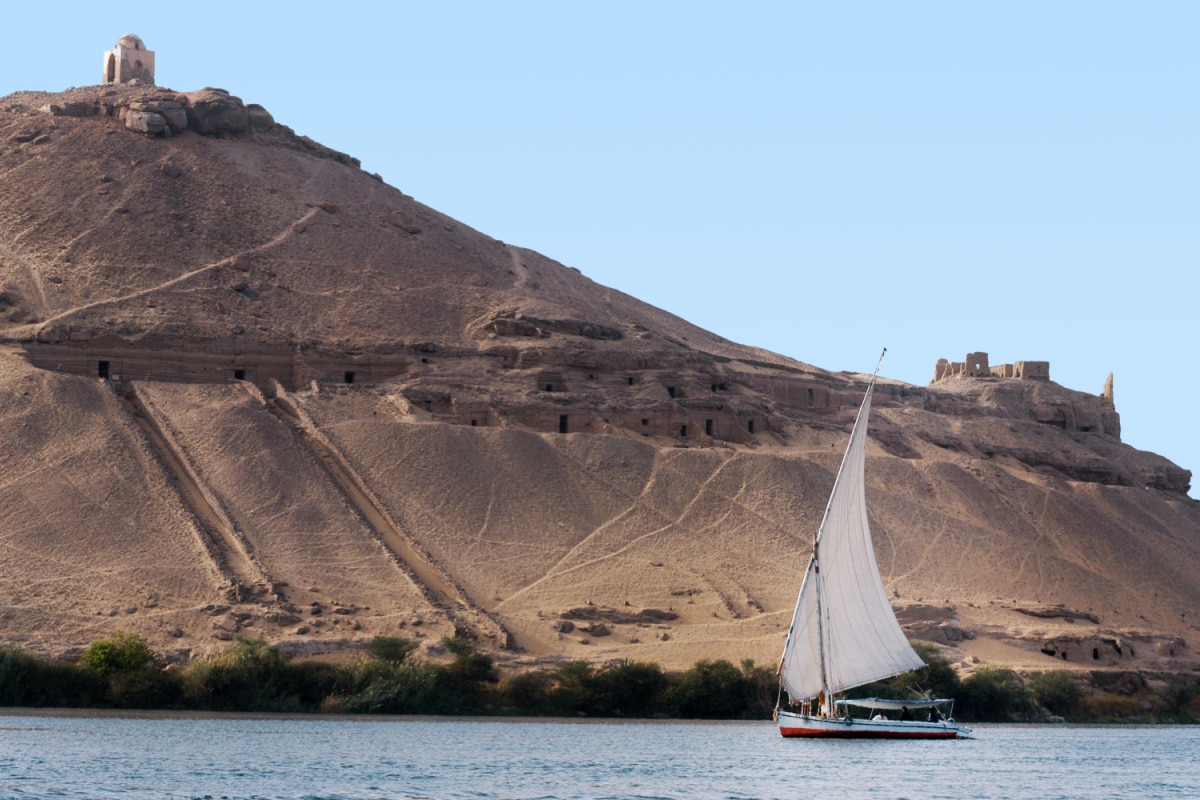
[2,2,1196,494]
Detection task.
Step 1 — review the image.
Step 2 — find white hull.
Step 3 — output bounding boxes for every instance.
[777,709,971,739]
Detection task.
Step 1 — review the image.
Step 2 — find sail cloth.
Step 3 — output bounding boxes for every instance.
[779,376,925,701]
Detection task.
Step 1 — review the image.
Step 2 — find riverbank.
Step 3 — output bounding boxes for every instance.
[2,635,1197,723]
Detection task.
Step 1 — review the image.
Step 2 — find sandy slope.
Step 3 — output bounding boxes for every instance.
[0,87,1197,677]
[135,382,451,637]
[0,351,224,657]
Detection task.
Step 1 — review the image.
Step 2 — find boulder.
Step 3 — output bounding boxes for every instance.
[183,89,249,136]
[158,103,187,134]
[125,111,166,135]
[42,101,98,118]
[246,103,275,132]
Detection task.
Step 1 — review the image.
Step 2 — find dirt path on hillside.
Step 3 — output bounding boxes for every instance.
[123,386,268,596]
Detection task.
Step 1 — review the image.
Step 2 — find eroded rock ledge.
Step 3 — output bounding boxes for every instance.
[32,85,359,168]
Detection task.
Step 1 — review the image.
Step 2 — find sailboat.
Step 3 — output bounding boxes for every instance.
[775,350,972,739]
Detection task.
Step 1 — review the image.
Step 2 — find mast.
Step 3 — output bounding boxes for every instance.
[813,547,828,712]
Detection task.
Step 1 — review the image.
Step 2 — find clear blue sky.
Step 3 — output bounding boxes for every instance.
[3,3,1196,493]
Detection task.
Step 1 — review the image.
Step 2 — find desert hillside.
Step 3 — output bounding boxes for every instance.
[1,83,1197,679]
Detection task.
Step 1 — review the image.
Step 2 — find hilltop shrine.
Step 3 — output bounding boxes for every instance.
[102,34,155,85]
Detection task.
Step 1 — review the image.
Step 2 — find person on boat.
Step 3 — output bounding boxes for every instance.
[928,706,941,722]
[872,712,887,721]
[899,706,911,721]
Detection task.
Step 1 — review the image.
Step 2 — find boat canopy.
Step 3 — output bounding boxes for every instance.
[836,697,954,710]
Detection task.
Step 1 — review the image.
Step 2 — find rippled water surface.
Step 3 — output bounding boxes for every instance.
[1,712,1197,799]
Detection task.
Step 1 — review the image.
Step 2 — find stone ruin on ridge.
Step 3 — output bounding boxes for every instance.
[932,351,1050,383]
[103,34,155,86]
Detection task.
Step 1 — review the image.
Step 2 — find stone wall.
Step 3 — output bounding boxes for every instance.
[933,352,1050,384]
[1013,361,1050,380]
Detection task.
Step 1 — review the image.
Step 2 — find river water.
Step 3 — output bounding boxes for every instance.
[1,711,1196,799]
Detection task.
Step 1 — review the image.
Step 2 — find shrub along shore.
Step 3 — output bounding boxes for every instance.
[1,635,1196,722]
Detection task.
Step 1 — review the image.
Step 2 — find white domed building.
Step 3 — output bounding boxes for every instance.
[103,34,155,85]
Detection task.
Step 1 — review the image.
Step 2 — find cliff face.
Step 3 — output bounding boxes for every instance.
[1,86,1197,676]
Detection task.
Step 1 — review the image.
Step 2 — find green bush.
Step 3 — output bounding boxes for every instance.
[182,638,297,711]
[80,633,154,676]
[106,667,182,709]
[958,667,1030,721]
[587,660,669,717]
[286,660,342,709]
[665,659,754,719]
[545,660,593,716]
[1081,692,1143,720]
[739,659,779,720]
[1027,671,1083,718]
[442,637,497,683]
[0,649,107,708]
[366,636,418,665]
[334,659,447,714]
[433,637,497,713]
[1163,680,1200,720]
[496,669,554,714]
[75,633,182,709]
[0,647,41,706]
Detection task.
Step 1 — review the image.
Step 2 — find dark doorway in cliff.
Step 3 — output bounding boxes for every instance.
[667,386,677,398]
[705,419,713,436]
[807,388,815,406]
[234,369,246,381]
[344,371,355,384]
[98,360,110,379]
[748,420,755,434]
[1093,648,1100,660]
[559,415,569,434]
[680,424,688,437]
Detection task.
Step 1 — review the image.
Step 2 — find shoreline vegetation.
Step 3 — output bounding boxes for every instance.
[1,635,1196,723]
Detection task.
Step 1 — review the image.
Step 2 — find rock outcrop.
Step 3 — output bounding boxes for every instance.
[181,88,249,136]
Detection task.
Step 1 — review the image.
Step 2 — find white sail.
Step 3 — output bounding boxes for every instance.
[779,368,925,701]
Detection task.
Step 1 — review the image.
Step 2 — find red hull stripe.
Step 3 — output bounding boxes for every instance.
[779,727,959,739]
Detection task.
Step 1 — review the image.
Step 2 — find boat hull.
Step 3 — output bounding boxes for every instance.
[777,710,969,739]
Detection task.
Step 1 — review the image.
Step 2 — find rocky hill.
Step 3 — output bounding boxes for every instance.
[1,83,1197,680]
